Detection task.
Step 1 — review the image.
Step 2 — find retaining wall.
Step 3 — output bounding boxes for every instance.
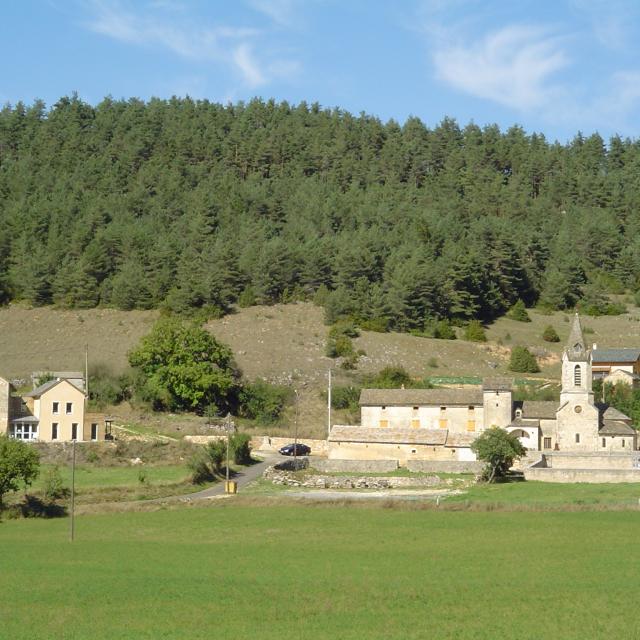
[311,459,399,473]
[524,467,640,483]
[406,460,483,474]
[251,435,329,456]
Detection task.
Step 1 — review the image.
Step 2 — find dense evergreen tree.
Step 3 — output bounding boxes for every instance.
[0,96,638,329]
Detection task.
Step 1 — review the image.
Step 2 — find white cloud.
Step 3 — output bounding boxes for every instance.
[84,0,299,88]
[249,0,297,27]
[433,24,569,112]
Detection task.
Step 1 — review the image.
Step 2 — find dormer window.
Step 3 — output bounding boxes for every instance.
[574,365,581,386]
[515,408,522,418]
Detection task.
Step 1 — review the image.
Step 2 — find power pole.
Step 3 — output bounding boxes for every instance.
[327,369,332,439]
[294,389,299,466]
[70,439,76,542]
[85,344,89,399]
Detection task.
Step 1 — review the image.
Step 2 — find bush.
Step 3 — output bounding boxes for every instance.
[542,325,560,342]
[508,346,540,373]
[188,449,215,484]
[330,385,361,411]
[205,440,227,473]
[507,300,531,322]
[239,380,290,424]
[0,435,40,507]
[89,363,129,408]
[326,321,359,363]
[238,286,256,308]
[464,320,487,342]
[42,466,70,502]
[230,433,252,465]
[433,320,456,340]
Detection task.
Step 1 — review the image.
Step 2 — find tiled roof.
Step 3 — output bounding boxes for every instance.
[23,379,63,397]
[482,377,514,391]
[521,400,558,420]
[599,420,637,436]
[598,405,631,421]
[508,417,540,428]
[592,348,640,363]
[359,388,483,407]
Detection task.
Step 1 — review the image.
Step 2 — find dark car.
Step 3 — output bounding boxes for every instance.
[279,443,311,456]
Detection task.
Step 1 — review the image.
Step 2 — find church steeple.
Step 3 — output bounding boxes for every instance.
[566,313,586,358]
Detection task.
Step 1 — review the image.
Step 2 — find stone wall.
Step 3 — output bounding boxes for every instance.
[524,467,640,483]
[406,460,483,474]
[545,452,640,470]
[312,459,398,473]
[0,377,9,435]
[250,436,329,455]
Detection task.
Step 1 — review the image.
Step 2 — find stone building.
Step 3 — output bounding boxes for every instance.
[328,314,637,465]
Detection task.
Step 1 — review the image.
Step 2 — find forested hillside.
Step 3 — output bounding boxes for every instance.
[0,95,638,331]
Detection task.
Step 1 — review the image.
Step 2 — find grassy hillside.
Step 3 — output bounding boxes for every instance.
[2,503,640,639]
[3,302,640,435]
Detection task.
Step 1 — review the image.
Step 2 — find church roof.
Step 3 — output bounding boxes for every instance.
[592,348,640,363]
[520,400,558,420]
[359,388,483,407]
[599,420,637,436]
[598,405,632,422]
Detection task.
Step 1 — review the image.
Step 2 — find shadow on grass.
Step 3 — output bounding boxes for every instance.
[2,495,68,520]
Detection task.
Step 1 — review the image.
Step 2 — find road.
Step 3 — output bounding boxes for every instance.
[153,451,281,503]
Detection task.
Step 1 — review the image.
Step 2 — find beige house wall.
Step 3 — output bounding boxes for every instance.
[35,381,86,442]
[555,397,600,451]
[0,377,9,435]
[361,405,484,434]
[482,390,513,429]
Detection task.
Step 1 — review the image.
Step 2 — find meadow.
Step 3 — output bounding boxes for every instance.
[1,502,640,639]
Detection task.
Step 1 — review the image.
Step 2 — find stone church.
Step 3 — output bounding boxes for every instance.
[328,314,637,467]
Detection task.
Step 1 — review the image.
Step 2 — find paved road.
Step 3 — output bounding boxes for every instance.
[152,451,281,503]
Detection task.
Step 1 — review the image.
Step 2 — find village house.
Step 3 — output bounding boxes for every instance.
[328,314,638,470]
[591,346,640,387]
[0,375,109,442]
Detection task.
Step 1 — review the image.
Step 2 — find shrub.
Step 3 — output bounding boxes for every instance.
[230,433,252,465]
[507,300,531,322]
[509,346,540,373]
[464,320,487,342]
[239,380,290,424]
[238,286,256,308]
[326,321,359,362]
[427,357,438,368]
[330,385,361,412]
[358,317,389,333]
[42,466,70,502]
[188,450,214,484]
[0,436,40,507]
[542,325,560,342]
[433,320,456,340]
[89,363,128,408]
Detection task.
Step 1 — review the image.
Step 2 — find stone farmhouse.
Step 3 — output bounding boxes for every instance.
[591,346,640,387]
[0,375,109,442]
[329,314,639,480]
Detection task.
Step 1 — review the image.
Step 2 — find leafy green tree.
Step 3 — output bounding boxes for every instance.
[239,380,290,424]
[471,427,526,482]
[509,346,540,373]
[0,435,40,508]
[128,318,238,411]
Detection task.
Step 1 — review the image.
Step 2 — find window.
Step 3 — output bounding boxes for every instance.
[515,408,523,418]
[91,423,98,441]
[467,420,476,432]
[602,438,606,448]
[544,437,552,449]
[412,406,419,411]
[411,419,420,429]
[623,439,626,448]
[379,419,389,428]
[71,423,78,440]
[11,423,38,441]
[52,402,59,415]
[52,423,58,440]
[575,433,580,444]
[574,365,581,387]
[66,402,73,415]
[381,405,386,410]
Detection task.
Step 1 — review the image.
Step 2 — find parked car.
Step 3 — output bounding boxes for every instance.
[279,443,311,456]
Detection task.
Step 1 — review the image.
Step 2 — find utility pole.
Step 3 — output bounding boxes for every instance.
[225,412,231,491]
[70,439,76,542]
[294,389,299,466]
[327,369,332,440]
[85,344,89,399]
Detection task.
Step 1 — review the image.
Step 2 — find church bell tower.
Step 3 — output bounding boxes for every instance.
[560,313,594,406]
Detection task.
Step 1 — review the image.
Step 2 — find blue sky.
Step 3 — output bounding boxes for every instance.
[2,0,640,142]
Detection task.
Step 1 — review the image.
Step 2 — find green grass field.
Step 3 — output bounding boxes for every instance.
[2,502,640,639]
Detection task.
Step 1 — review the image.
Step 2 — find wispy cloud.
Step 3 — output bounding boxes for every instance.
[249,0,298,28]
[433,24,569,112]
[84,0,298,88]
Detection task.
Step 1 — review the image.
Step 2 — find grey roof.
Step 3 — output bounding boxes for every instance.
[329,426,448,445]
[445,433,477,447]
[508,417,540,429]
[359,388,483,407]
[599,420,637,436]
[592,348,640,363]
[598,405,632,422]
[521,400,558,420]
[566,313,586,351]
[23,379,63,397]
[482,377,514,392]
[11,415,39,424]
